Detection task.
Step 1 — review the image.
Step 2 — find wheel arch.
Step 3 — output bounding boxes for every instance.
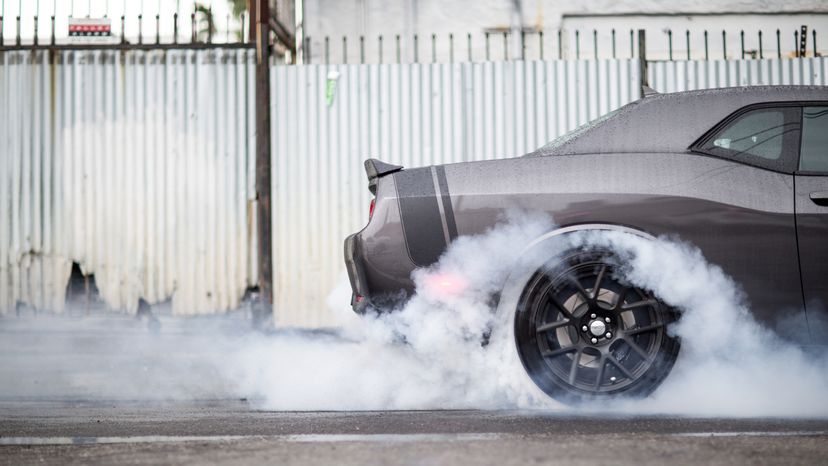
[495,223,656,319]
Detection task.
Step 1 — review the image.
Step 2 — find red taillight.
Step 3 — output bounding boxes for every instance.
[369,198,376,220]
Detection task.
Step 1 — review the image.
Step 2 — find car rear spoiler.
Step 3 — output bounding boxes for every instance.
[364,158,403,194]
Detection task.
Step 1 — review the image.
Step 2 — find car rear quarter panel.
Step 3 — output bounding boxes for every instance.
[440,153,807,342]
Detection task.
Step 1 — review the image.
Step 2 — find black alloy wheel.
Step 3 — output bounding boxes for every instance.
[514,248,680,403]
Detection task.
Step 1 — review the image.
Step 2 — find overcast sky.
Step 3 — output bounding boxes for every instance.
[1,0,239,43]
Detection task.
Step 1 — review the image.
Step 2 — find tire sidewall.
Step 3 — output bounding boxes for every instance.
[500,236,680,404]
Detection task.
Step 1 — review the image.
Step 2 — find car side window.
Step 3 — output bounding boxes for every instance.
[696,106,801,173]
[799,106,828,173]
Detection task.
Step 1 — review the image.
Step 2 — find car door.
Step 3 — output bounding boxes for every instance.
[795,105,828,344]
[690,104,807,341]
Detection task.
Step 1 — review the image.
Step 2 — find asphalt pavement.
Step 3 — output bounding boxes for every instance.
[2,401,828,465]
[1,315,827,465]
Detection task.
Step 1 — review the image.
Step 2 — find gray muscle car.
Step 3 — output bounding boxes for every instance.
[344,85,828,402]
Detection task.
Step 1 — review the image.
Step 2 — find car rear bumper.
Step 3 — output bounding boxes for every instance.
[344,232,371,313]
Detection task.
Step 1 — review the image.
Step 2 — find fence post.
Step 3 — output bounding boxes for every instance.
[794,30,799,58]
[638,29,648,93]
[686,30,690,60]
[611,29,615,59]
[814,30,817,57]
[254,0,273,325]
[593,29,597,59]
[740,30,745,59]
[704,30,709,60]
[575,30,579,59]
[758,30,763,59]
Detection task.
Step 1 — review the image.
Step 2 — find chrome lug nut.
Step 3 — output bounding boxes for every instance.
[590,313,597,319]
[605,317,611,323]
[610,376,617,382]
[582,325,588,332]
[605,332,612,338]
[590,337,598,344]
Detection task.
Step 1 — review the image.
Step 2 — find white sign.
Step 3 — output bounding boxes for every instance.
[68,17,114,43]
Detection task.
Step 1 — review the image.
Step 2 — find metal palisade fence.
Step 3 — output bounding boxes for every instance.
[2,49,828,324]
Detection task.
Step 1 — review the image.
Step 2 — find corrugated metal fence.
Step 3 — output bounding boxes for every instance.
[2,53,827,324]
[272,57,828,326]
[270,59,641,326]
[0,48,258,315]
[649,58,828,91]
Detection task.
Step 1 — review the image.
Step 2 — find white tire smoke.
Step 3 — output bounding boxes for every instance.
[2,213,826,417]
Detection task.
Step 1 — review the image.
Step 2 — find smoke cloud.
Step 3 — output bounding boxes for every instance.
[568,230,828,417]
[2,212,827,418]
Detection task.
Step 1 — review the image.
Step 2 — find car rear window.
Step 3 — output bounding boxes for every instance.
[696,106,801,173]
[799,106,828,172]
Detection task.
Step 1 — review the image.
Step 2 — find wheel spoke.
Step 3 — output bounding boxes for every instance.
[607,355,635,380]
[568,347,585,385]
[613,287,629,311]
[547,292,574,319]
[593,356,607,390]
[626,322,666,336]
[592,264,607,300]
[567,276,591,304]
[536,319,571,333]
[622,337,651,360]
[622,298,657,310]
[542,345,578,358]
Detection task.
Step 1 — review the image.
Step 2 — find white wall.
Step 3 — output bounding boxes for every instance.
[301,1,828,62]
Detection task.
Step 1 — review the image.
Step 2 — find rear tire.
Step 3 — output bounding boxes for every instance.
[514,248,680,404]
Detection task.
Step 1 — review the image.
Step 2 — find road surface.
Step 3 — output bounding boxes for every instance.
[1,401,827,465]
[1,315,826,465]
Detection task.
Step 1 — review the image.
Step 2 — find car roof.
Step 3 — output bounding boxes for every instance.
[533,85,828,156]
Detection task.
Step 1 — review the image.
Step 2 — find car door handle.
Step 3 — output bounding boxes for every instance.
[810,192,828,206]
